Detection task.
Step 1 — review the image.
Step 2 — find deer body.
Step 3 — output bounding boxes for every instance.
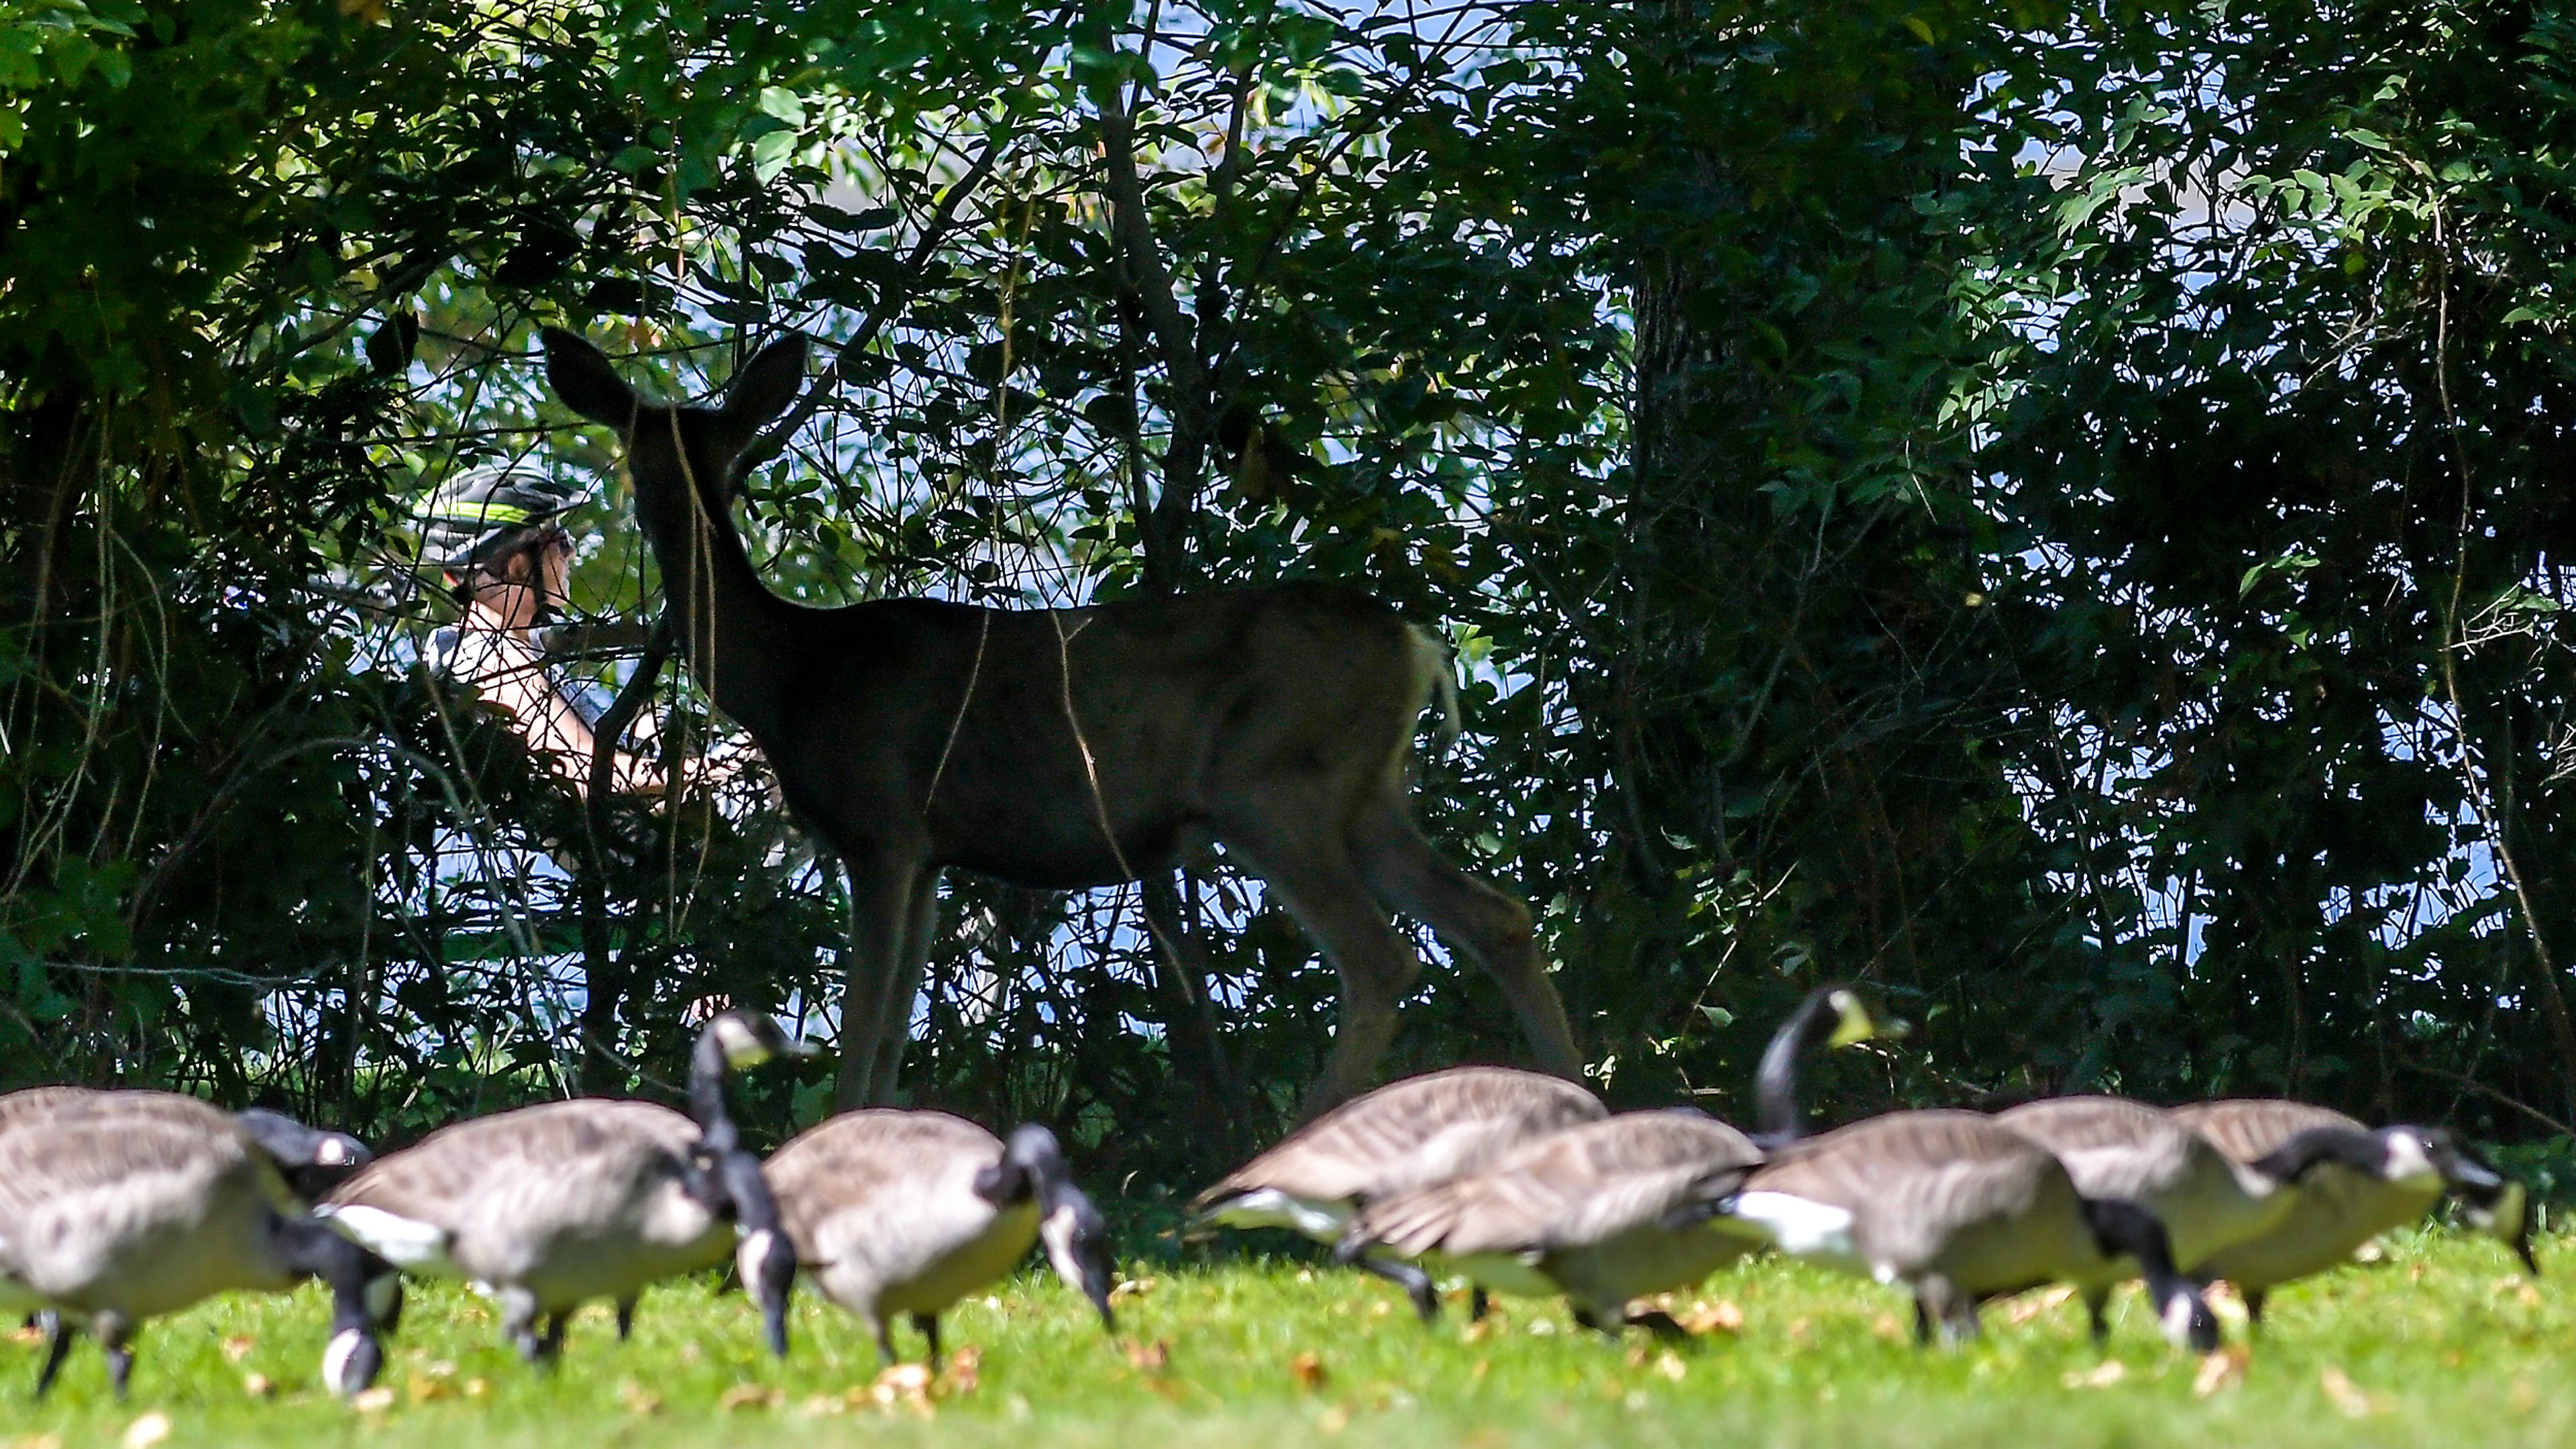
[543,328,1581,1112]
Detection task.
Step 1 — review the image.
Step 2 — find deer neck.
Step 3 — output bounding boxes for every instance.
[628,447,796,738]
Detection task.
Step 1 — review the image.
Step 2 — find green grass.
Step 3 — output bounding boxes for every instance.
[1,1230,2563,1448]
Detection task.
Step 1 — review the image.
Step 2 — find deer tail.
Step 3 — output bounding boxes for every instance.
[1407,624,1463,764]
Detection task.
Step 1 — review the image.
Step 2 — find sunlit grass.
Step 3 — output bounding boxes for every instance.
[0,1230,2561,1447]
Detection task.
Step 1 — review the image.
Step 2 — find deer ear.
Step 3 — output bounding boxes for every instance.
[544,327,639,429]
[721,334,810,429]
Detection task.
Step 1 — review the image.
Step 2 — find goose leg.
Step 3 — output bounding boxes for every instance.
[1351,1254,1441,1323]
[1625,1308,1690,1341]
[2084,1287,2111,1347]
[912,1313,941,1364]
[95,1316,133,1401]
[33,1319,74,1399]
[1470,1287,1491,1324]
[500,1286,545,1362]
[539,1313,569,1361]
[1912,1297,1933,1346]
[616,1297,637,1342]
[2245,1288,2267,1328]
[1570,1307,1612,1336]
[870,1314,899,1366]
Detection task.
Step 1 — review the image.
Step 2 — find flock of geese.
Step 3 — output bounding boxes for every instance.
[0,987,2540,1405]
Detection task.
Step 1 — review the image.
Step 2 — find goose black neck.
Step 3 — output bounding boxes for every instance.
[1755,987,1841,1144]
[2250,1126,2385,1184]
[690,1032,742,1159]
[714,1147,781,1230]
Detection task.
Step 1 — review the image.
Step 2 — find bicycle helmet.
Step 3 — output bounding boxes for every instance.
[417,466,586,576]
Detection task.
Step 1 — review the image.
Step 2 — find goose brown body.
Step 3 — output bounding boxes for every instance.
[325,1100,733,1313]
[2169,1099,2440,1297]
[1348,1110,1763,1327]
[1192,1067,1607,1240]
[1996,1096,2293,1272]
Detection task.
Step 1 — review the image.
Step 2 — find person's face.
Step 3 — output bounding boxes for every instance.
[466,531,570,628]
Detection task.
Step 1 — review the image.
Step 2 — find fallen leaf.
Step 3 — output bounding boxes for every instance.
[2192,1346,2249,1398]
[407,1371,454,1403]
[1110,1276,1159,1301]
[242,1371,274,1399]
[866,1362,935,1415]
[221,1335,258,1362]
[718,1383,783,1413]
[1291,1351,1328,1391]
[1369,1299,1392,1318]
[619,1379,663,1415]
[798,1393,847,1418]
[121,1413,173,1449]
[6,1324,43,1346]
[2320,1365,2375,1419]
[1623,1342,1650,1370]
[463,1378,489,1398]
[947,1344,983,1395]
[1460,1317,1495,1344]
[2061,1360,2127,1389]
[1870,1313,1904,1342]
[1654,1350,1686,1382]
[1318,1405,1352,1434]
[2202,1281,2245,1317]
[1122,1339,1171,1373]
[1470,1358,1491,1384]
[1677,1299,1745,1336]
[351,1386,397,1413]
[420,1359,457,1379]
[2006,1285,2077,1326]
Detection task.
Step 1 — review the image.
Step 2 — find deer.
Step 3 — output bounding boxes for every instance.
[539,327,1582,1114]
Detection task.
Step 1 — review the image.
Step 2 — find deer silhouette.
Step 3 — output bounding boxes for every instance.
[541,327,1581,1112]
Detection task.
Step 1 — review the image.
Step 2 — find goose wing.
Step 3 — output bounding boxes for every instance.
[1356,1111,1758,1258]
[2169,1099,2365,1165]
[1998,1096,2199,1201]
[1193,1068,1604,1212]
[1747,1111,2056,1271]
[765,1110,1004,1263]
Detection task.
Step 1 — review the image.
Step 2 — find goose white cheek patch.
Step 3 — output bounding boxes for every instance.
[322,1327,368,1395]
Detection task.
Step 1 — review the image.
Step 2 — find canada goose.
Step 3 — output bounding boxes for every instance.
[1340,1107,1768,1334]
[1718,995,2218,1348]
[0,1089,372,1203]
[1700,1110,2219,1348]
[765,1112,1114,1363]
[1187,1066,1607,1319]
[1994,1096,2297,1273]
[2170,1099,2534,1322]
[320,1012,809,1362]
[0,1090,398,1400]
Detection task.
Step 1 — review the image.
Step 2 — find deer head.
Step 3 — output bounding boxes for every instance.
[542,327,808,517]
[541,328,812,730]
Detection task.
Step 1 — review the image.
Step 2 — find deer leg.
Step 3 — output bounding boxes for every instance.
[836,854,923,1110]
[1350,800,1580,1079]
[1218,818,1422,1116]
[865,867,941,1106]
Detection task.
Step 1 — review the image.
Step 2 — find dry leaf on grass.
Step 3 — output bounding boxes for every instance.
[351,1386,397,1413]
[865,1362,936,1415]
[121,1413,172,1449]
[2061,1360,2127,1390]
[2192,1346,2249,1398]
[618,1379,664,1416]
[2320,1365,2377,1419]
[463,1378,489,1398]
[947,1344,983,1395]
[242,1372,274,1399]
[1870,1313,1904,1342]
[2006,1285,2077,1326]
[221,1335,257,1362]
[1110,1276,1158,1301]
[1317,1405,1352,1434]
[407,1371,455,1403]
[1122,1338,1172,1373]
[1291,1351,1328,1391]
[5,1324,43,1347]
[718,1383,784,1413]
[1654,1351,1688,1383]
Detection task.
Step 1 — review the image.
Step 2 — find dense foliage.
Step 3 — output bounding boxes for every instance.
[5,0,2573,1181]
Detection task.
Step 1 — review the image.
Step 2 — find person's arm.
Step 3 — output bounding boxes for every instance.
[449,625,665,796]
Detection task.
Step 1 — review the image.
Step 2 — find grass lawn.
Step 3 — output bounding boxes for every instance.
[0,1228,2560,1448]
